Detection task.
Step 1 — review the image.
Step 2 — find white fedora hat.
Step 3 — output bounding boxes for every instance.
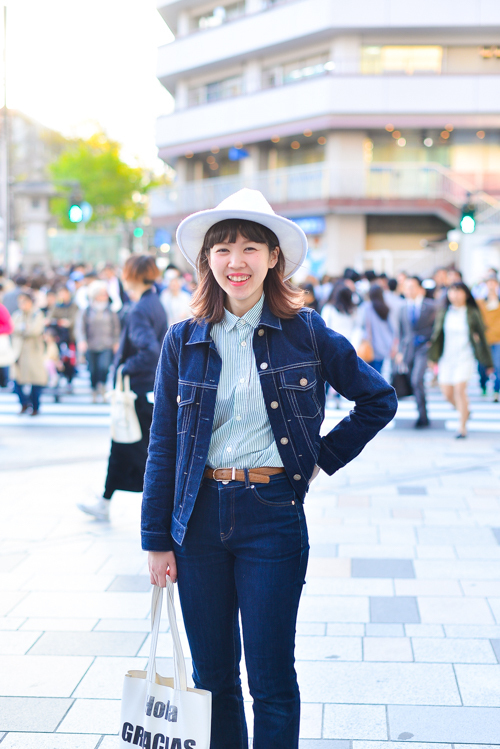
[176,188,308,281]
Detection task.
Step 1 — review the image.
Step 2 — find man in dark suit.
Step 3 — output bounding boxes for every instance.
[397,276,437,427]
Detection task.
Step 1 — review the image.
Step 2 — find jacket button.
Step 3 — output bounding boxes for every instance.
[293,474,301,481]
[300,377,308,386]
[280,437,289,445]
[258,328,265,336]
[270,401,279,409]
[260,362,268,370]
[176,395,181,403]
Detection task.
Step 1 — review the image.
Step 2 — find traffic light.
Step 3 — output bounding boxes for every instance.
[68,202,83,223]
[133,227,144,238]
[460,203,476,234]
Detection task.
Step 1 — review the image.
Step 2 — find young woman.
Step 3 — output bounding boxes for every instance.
[143,190,397,749]
[11,291,48,415]
[78,256,167,520]
[429,281,493,438]
[477,273,500,402]
[320,280,359,342]
[360,284,396,375]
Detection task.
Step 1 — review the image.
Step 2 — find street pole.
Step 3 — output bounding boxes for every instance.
[1,5,8,274]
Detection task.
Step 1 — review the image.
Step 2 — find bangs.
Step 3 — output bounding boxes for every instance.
[203,219,279,250]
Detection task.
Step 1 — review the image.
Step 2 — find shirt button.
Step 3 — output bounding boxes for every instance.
[176,395,180,403]
[280,437,289,445]
[258,328,265,336]
[270,401,279,409]
[300,378,308,387]
[241,341,247,347]
[226,447,232,453]
[235,415,241,421]
[239,378,245,383]
[260,362,268,370]
[293,474,301,481]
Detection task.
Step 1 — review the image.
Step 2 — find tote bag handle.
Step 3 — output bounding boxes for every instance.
[146,581,188,692]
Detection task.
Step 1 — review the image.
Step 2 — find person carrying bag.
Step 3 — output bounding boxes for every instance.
[110,366,143,444]
[120,579,211,749]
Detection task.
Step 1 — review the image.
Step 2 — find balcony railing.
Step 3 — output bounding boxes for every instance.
[149,162,500,223]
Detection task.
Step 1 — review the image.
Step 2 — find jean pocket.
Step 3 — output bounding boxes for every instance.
[250,475,298,507]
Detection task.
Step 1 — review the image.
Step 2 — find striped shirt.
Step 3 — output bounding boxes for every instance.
[207,293,283,469]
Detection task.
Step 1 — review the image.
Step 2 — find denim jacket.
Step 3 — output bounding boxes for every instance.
[142,300,397,551]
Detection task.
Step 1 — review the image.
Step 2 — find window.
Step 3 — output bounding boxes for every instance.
[262,53,334,89]
[188,75,244,107]
[361,46,443,75]
[192,2,245,30]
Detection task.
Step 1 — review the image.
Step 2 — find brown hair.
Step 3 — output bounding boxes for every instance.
[190,219,304,323]
[122,255,160,284]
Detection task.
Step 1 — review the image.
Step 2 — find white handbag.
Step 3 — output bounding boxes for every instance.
[120,580,212,749]
[109,366,143,444]
[0,334,15,367]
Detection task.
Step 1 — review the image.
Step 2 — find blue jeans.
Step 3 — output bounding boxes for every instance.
[492,343,500,393]
[14,382,43,411]
[173,472,309,749]
[86,348,113,389]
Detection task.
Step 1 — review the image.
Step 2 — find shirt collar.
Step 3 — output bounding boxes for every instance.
[221,293,265,332]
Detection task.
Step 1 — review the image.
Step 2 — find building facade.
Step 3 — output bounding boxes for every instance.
[152,0,500,278]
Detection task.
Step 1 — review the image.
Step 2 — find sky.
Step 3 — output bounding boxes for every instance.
[6,0,175,168]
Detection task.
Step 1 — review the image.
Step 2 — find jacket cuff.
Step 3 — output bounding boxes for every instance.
[141,531,174,552]
[317,439,346,476]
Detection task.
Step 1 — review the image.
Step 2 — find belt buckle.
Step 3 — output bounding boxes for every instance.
[212,467,236,482]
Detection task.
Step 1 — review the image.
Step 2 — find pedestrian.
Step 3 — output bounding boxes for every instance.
[2,275,28,315]
[320,281,359,341]
[477,273,500,401]
[10,291,48,416]
[160,273,192,324]
[298,281,319,311]
[77,256,167,520]
[396,276,437,428]
[49,285,79,389]
[0,300,14,387]
[360,284,396,375]
[78,280,121,402]
[429,282,493,438]
[143,189,397,749]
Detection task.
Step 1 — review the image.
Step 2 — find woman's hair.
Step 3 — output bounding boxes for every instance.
[18,290,35,304]
[88,280,110,301]
[327,281,355,315]
[445,281,479,311]
[122,255,160,285]
[369,284,390,321]
[190,218,304,323]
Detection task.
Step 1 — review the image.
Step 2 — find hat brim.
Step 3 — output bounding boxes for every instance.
[176,208,308,281]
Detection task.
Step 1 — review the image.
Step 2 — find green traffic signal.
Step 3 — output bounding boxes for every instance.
[68,204,83,223]
[460,203,476,234]
[133,227,144,238]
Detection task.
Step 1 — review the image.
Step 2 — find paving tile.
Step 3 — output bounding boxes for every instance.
[455,545,500,559]
[487,597,500,624]
[339,545,415,559]
[0,618,25,631]
[93,619,158,632]
[412,637,496,663]
[445,624,500,638]
[0,696,73,731]
[0,734,100,749]
[95,739,118,749]
[370,597,420,623]
[492,527,500,543]
[337,495,370,507]
[28,631,146,657]
[417,526,498,546]
[415,560,500,579]
[0,592,27,617]
[57,698,121,734]
[19,618,98,631]
[461,580,500,597]
[365,624,405,637]
[394,580,461,596]
[106,575,151,592]
[363,637,413,662]
[418,596,494,624]
[298,596,369,623]
[326,624,365,636]
[299,702,323,739]
[455,664,500,706]
[309,544,338,558]
[295,635,362,661]
[296,622,326,636]
[73,657,146,699]
[0,631,41,654]
[391,508,423,519]
[397,486,427,495]
[323,703,387,739]
[404,624,444,638]
[21,575,115,592]
[296,662,460,704]
[0,554,27,573]
[300,743,350,748]
[387,704,500,743]
[306,559,351,578]
[352,559,415,579]
[305,578,393,596]
[10,592,151,619]
[490,639,500,663]
[415,546,457,559]
[353,743,451,749]
[0,655,93,697]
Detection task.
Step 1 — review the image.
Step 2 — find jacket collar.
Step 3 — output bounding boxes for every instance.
[186,295,282,345]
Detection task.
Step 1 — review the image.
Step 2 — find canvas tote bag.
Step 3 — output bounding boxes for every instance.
[120,580,211,749]
[109,365,142,443]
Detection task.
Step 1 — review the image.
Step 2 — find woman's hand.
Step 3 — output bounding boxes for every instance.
[148,551,177,586]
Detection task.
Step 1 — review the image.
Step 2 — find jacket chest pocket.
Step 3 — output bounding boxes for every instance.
[279,366,321,419]
[176,383,197,434]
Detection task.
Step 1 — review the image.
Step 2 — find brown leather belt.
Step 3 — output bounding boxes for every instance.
[204,466,285,484]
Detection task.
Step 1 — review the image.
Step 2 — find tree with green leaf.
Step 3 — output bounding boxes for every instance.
[49,132,150,229]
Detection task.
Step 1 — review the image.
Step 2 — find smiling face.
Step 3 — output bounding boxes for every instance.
[208,232,279,316]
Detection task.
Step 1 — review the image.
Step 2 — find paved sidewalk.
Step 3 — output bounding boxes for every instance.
[1,409,500,747]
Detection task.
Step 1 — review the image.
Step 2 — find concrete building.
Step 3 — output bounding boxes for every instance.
[152,0,500,279]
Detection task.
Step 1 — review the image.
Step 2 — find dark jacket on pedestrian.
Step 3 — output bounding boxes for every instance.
[428,306,493,367]
[81,305,121,352]
[141,300,398,551]
[117,287,167,394]
[398,297,437,364]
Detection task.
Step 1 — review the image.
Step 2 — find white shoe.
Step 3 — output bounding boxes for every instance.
[77,497,110,521]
